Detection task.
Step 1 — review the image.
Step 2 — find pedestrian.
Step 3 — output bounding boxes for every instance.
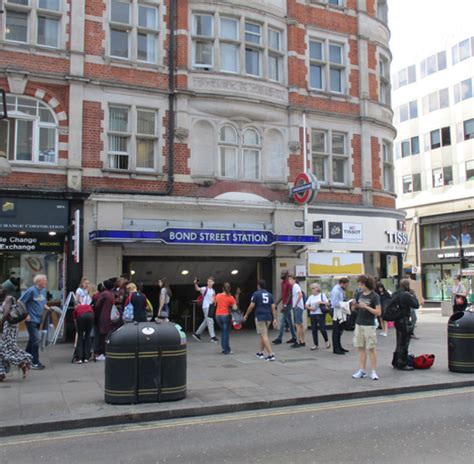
[352,275,381,380]
[375,282,390,337]
[94,279,116,361]
[243,279,278,361]
[72,302,94,364]
[272,270,297,345]
[288,275,305,348]
[215,282,238,355]
[124,283,148,322]
[390,279,420,370]
[0,289,32,381]
[192,276,218,343]
[306,283,331,350]
[157,277,172,321]
[20,274,50,370]
[75,277,92,305]
[330,277,350,355]
[91,282,104,360]
[452,274,468,313]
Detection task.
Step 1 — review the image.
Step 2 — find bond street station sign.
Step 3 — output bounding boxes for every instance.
[89,228,320,247]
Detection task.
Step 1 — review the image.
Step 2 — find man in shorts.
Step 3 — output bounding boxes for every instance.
[243,279,278,361]
[352,275,381,380]
[288,275,305,348]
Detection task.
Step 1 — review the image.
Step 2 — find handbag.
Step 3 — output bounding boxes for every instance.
[196,287,208,307]
[455,295,466,306]
[110,304,121,323]
[2,296,28,325]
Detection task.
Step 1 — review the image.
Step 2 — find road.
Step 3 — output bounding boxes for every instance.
[0,388,472,464]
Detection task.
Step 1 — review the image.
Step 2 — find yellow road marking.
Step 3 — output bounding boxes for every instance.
[0,387,472,448]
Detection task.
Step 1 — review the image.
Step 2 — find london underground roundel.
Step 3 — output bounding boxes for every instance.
[291,172,319,205]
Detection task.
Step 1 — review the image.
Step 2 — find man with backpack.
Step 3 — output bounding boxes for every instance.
[193,277,218,343]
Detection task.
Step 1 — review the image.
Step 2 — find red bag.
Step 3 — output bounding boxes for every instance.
[412,354,435,369]
[455,295,466,306]
[196,287,208,306]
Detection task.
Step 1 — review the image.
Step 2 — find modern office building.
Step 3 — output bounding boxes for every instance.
[392,35,474,303]
[0,0,402,317]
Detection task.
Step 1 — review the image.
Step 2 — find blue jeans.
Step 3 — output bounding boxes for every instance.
[25,321,41,365]
[310,314,328,346]
[216,315,231,354]
[276,308,296,340]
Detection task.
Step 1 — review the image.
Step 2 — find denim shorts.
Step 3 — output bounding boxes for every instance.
[294,307,304,325]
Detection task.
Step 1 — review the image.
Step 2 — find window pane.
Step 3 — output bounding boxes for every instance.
[138,32,156,62]
[466,160,474,180]
[245,23,261,44]
[109,153,129,170]
[426,54,436,75]
[443,166,453,185]
[37,16,59,47]
[194,41,213,66]
[332,158,346,183]
[459,39,470,60]
[109,135,128,152]
[137,110,155,135]
[243,149,260,180]
[437,51,446,70]
[0,120,10,158]
[441,126,451,146]
[312,131,325,152]
[8,0,30,5]
[16,120,33,161]
[430,129,440,149]
[220,146,237,177]
[428,92,438,112]
[136,138,154,169]
[195,15,213,36]
[220,43,239,73]
[268,54,281,82]
[220,18,238,40]
[312,156,326,182]
[399,104,408,122]
[398,69,407,87]
[401,140,410,157]
[413,174,421,192]
[243,129,259,146]
[310,64,322,89]
[461,79,473,100]
[110,29,129,58]
[138,6,157,29]
[384,165,394,192]
[464,118,474,140]
[220,125,237,143]
[268,29,281,50]
[39,0,60,10]
[407,65,416,83]
[39,127,55,162]
[329,44,342,64]
[402,175,412,193]
[245,48,260,76]
[411,136,420,155]
[111,0,130,24]
[330,68,342,92]
[39,106,55,123]
[109,107,128,132]
[432,168,443,187]
[5,11,28,43]
[309,41,323,60]
[332,133,345,154]
[439,88,449,108]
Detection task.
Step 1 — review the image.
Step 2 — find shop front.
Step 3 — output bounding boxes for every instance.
[420,212,474,302]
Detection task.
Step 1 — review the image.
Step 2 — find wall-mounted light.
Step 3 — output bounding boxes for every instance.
[19,231,27,236]
[181,270,189,276]
[130,270,136,276]
[48,231,57,236]
[231,269,239,275]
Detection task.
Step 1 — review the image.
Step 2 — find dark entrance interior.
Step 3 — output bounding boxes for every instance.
[123,256,273,331]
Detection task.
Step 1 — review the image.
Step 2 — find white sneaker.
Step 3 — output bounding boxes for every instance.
[95,354,106,361]
[380,332,388,337]
[371,370,379,380]
[352,369,367,379]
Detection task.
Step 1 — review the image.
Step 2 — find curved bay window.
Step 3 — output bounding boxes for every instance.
[0,95,58,164]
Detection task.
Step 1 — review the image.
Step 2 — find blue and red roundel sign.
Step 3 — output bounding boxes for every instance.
[291,172,319,205]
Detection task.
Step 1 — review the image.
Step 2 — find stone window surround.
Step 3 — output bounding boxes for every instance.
[381,139,394,192]
[306,28,350,96]
[378,51,390,106]
[189,8,286,84]
[2,0,67,50]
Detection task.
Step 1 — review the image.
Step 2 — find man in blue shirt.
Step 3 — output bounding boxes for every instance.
[20,274,50,369]
[244,279,278,361]
[330,277,350,355]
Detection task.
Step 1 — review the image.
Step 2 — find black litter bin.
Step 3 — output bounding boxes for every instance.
[105,321,187,404]
[448,310,474,373]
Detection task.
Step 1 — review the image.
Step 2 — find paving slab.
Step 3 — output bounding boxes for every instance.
[0,312,473,437]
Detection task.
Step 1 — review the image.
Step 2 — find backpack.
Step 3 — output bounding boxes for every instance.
[412,354,435,369]
[2,297,28,325]
[123,301,134,322]
[382,294,402,321]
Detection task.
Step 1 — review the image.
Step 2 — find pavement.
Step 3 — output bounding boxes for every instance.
[0,311,473,437]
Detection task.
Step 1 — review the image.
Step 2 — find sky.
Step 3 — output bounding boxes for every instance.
[388,0,474,71]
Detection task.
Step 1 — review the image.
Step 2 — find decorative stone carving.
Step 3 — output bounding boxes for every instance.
[191,175,217,187]
[6,70,29,95]
[288,141,301,153]
[174,127,189,142]
[67,168,82,192]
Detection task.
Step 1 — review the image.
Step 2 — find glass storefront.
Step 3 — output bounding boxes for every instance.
[422,220,474,250]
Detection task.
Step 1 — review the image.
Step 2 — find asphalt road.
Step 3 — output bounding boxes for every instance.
[0,388,473,464]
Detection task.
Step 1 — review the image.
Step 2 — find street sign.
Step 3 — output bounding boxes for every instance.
[291,172,319,205]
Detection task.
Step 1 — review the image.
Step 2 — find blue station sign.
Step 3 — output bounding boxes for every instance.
[89,228,320,247]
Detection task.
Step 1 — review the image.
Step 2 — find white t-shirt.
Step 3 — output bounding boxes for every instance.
[306,293,328,315]
[160,287,170,305]
[200,286,215,309]
[292,283,304,309]
[75,287,91,305]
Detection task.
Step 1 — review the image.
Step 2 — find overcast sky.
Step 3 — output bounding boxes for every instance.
[388,0,474,71]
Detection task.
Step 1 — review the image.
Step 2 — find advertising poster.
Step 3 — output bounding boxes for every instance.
[308,252,364,276]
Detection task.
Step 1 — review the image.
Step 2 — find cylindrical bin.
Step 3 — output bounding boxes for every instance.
[105,321,187,404]
[448,310,474,373]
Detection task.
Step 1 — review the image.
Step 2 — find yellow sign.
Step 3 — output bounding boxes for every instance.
[308,252,364,276]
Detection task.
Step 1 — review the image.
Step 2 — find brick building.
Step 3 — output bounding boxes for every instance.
[0,0,405,316]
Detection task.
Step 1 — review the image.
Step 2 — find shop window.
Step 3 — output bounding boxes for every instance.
[402,173,421,193]
[463,118,474,140]
[432,166,453,188]
[454,78,473,104]
[0,95,57,164]
[311,129,349,186]
[424,265,442,301]
[219,125,261,180]
[107,105,158,171]
[382,141,394,192]
[461,222,473,247]
[422,224,440,249]
[309,38,346,94]
[109,0,160,63]
[3,0,62,48]
[440,223,460,248]
[466,160,474,181]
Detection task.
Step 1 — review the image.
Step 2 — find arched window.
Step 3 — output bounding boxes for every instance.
[0,95,58,164]
[218,125,261,180]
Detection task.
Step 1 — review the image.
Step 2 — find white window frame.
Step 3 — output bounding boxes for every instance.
[308,36,347,94]
[1,94,58,165]
[382,141,394,192]
[311,129,349,186]
[376,0,388,23]
[2,0,63,49]
[378,54,390,105]
[402,173,421,194]
[108,0,161,64]
[107,104,159,172]
[452,37,474,65]
[420,50,447,78]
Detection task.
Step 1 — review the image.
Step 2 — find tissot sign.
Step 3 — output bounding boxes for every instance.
[291,172,319,205]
